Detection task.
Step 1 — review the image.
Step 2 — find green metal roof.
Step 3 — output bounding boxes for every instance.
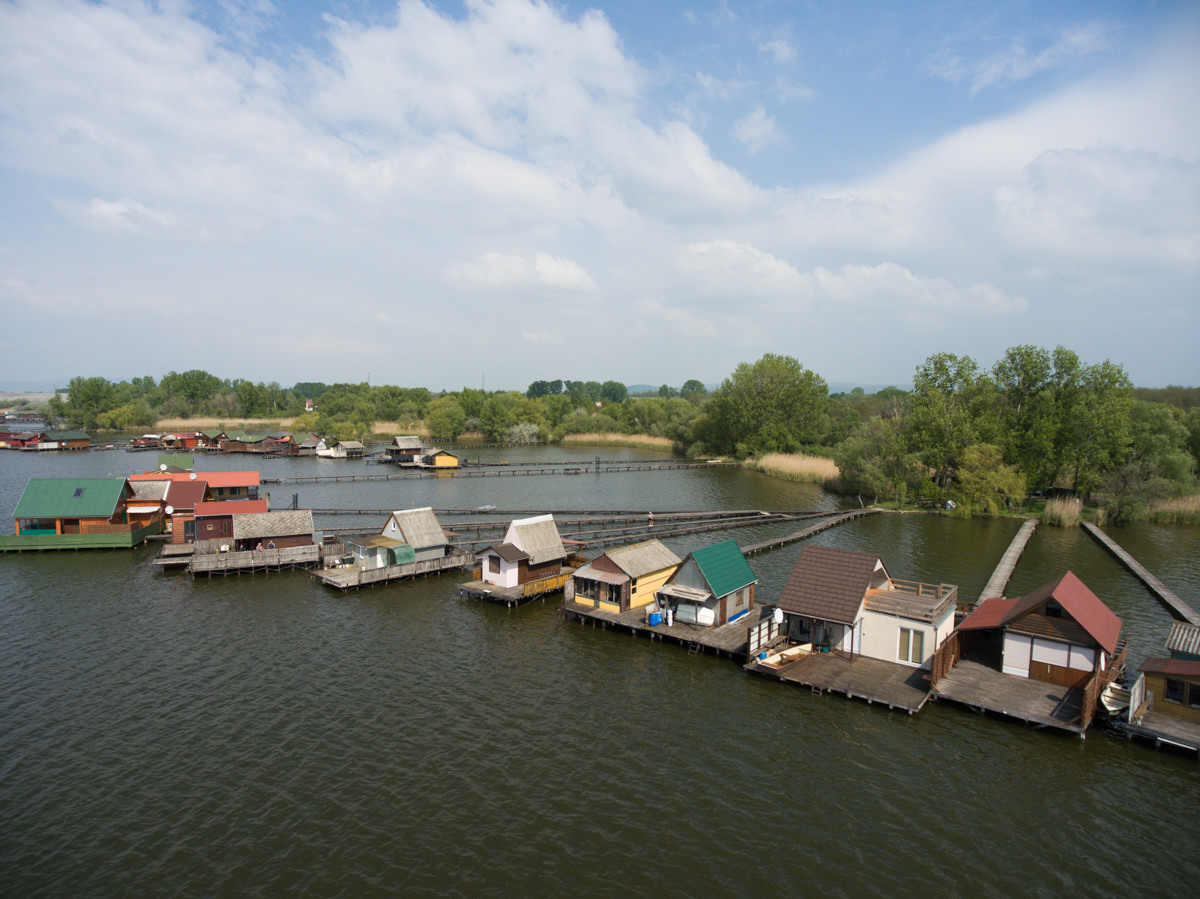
[13,478,128,520]
[691,539,757,598]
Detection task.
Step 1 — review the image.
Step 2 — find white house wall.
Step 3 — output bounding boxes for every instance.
[860,609,938,669]
[1003,633,1032,677]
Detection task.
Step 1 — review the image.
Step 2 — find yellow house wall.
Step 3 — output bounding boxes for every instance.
[433,455,458,469]
[1147,672,1200,724]
[630,566,677,610]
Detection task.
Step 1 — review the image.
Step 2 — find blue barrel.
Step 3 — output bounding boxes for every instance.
[648,612,663,626]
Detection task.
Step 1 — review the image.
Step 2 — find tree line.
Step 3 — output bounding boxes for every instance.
[45,347,1200,521]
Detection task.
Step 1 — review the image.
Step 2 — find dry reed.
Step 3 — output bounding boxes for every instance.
[1042,496,1082,527]
[1147,494,1200,524]
[749,453,840,485]
[562,433,676,450]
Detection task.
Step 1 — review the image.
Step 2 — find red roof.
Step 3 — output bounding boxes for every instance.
[1140,658,1200,678]
[130,470,259,487]
[959,571,1121,654]
[194,499,269,517]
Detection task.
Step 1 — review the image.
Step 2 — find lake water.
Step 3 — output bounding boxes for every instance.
[2,446,1198,896]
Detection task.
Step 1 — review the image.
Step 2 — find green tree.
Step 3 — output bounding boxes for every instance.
[706,354,828,457]
[992,345,1056,490]
[59,376,115,429]
[948,444,1026,515]
[905,353,984,491]
[1054,355,1133,494]
[680,379,707,402]
[425,396,467,439]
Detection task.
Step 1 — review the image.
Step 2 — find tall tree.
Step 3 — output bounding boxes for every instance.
[706,354,828,456]
[905,353,983,490]
[992,345,1056,490]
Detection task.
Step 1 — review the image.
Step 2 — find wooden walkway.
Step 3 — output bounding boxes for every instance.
[1082,522,1200,625]
[977,517,1039,605]
[263,459,739,484]
[745,650,933,714]
[559,601,773,660]
[741,509,878,555]
[312,552,474,591]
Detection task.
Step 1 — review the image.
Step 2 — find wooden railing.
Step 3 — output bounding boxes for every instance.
[1080,640,1128,731]
[929,632,961,687]
[522,572,571,598]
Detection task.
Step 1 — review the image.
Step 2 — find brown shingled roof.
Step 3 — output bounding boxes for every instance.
[776,545,885,626]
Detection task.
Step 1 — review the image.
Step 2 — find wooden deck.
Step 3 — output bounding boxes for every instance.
[931,656,1087,735]
[745,650,933,714]
[560,600,773,660]
[1082,522,1200,625]
[977,517,1038,605]
[188,544,324,575]
[458,571,574,606]
[153,544,195,567]
[1122,711,1200,755]
[312,552,474,591]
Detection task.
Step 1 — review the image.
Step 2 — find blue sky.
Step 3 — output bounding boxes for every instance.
[1,0,1197,392]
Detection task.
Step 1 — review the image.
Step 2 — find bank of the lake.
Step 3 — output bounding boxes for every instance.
[1,446,1198,897]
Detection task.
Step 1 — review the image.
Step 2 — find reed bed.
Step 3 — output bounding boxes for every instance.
[1146,494,1200,525]
[1042,496,1083,527]
[748,453,840,485]
[562,432,676,451]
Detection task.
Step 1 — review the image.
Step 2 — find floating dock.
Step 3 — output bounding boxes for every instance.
[188,544,325,576]
[1081,522,1200,625]
[742,509,879,555]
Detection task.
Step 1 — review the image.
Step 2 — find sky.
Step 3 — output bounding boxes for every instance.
[0,0,1197,393]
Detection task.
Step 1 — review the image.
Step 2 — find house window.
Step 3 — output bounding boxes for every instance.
[488,556,501,573]
[898,628,924,664]
[575,578,597,600]
[73,488,85,497]
[1188,684,1200,709]
[1165,678,1186,703]
[1045,600,1064,618]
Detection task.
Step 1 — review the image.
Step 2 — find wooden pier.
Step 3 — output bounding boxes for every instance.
[931,656,1087,735]
[559,600,775,660]
[741,509,879,555]
[312,552,474,591]
[262,459,740,485]
[977,517,1038,606]
[745,650,933,714]
[1081,522,1200,625]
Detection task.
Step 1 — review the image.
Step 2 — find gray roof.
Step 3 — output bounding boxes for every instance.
[777,545,885,626]
[233,510,315,540]
[339,440,365,450]
[129,480,169,501]
[510,515,566,565]
[384,507,446,549]
[605,540,682,578]
[1167,621,1200,657]
[392,436,423,450]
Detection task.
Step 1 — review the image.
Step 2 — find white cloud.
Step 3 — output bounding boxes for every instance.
[679,240,806,297]
[445,252,597,292]
[759,39,796,64]
[733,106,781,153]
[54,197,177,232]
[929,22,1112,94]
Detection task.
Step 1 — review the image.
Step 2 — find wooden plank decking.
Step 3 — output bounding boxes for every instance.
[977,517,1038,605]
[1081,522,1200,625]
[312,552,474,591]
[1122,711,1200,755]
[745,650,933,714]
[931,656,1087,735]
[560,600,773,659]
[188,544,323,575]
[458,571,575,606]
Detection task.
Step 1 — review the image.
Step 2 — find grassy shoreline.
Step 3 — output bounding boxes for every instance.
[747,452,840,485]
[562,432,677,451]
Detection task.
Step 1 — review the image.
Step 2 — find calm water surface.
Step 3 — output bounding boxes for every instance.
[1,447,1198,897]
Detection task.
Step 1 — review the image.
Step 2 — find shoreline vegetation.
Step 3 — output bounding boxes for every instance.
[31,347,1200,525]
